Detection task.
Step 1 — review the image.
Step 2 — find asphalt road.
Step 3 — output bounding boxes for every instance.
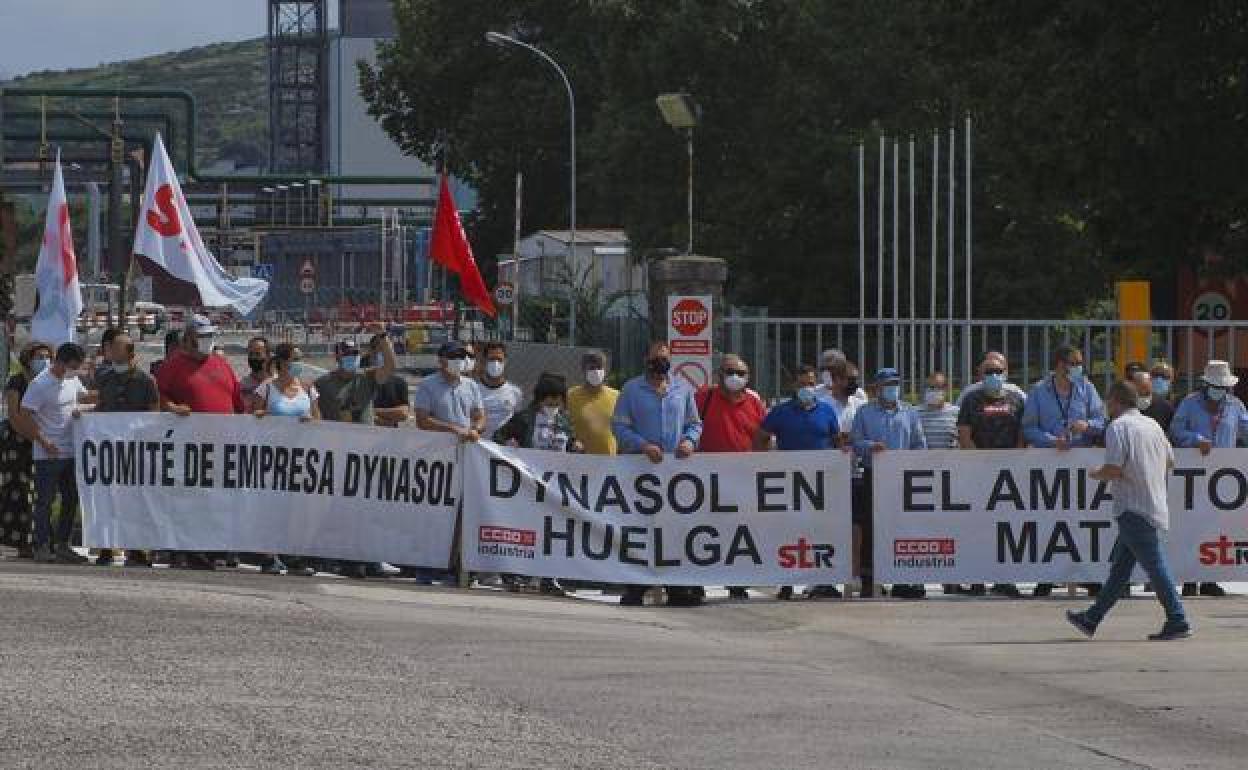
[0,562,1245,769]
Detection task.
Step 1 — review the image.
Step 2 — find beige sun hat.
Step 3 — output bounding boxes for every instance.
[1201,360,1239,388]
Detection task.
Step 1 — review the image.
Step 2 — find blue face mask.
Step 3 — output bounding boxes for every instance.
[288,362,304,379]
[797,386,818,407]
[30,358,48,374]
[340,354,360,373]
[1066,364,1084,382]
[984,373,1006,392]
[1152,377,1171,397]
[880,384,901,403]
[1206,386,1227,403]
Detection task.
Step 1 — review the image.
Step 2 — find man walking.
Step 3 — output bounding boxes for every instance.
[1066,380,1191,641]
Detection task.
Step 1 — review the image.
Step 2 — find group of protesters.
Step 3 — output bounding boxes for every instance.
[0,315,1242,610]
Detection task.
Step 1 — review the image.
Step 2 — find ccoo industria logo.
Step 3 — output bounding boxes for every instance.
[893,538,957,569]
[478,526,537,559]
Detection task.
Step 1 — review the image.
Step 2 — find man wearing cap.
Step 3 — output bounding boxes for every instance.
[156,316,246,571]
[567,351,619,456]
[413,341,486,442]
[612,341,703,607]
[314,326,396,425]
[1170,360,1248,597]
[849,367,927,598]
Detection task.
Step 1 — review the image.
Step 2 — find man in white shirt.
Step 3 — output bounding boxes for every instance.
[476,341,524,439]
[19,342,96,564]
[1066,380,1191,641]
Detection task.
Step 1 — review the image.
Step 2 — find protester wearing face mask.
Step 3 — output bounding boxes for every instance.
[1022,344,1106,450]
[413,340,486,442]
[19,343,98,564]
[1169,360,1248,598]
[567,351,619,456]
[612,341,703,607]
[475,341,523,439]
[1021,345,1106,597]
[955,351,1027,407]
[1149,361,1176,403]
[366,333,411,428]
[816,349,868,403]
[155,316,245,570]
[0,342,52,558]
[755,365,842,600]
[239,336,271,413]
[694,354,765,600]
[849,368,927,598]
[1130,369,1173,433]
[957,353,1027,598]
[314,325,395,425]
[92,331,161,567]
[917,371,959,450]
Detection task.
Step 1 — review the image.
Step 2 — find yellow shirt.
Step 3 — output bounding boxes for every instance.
[567,384,619,455]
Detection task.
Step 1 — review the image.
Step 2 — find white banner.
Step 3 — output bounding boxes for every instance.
[462,443,853,585]
[874,448,1248,583]
[75,414,460,567]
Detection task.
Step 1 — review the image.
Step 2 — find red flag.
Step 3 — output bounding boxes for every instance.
[430,175,497,317]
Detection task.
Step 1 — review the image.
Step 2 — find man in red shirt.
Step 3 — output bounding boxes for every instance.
[157,315,245,416]
[696,353,766,599]
[156,315,244,569]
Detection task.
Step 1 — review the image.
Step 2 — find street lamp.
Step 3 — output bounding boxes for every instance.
[656,92,700,256]
[485,30,578,343]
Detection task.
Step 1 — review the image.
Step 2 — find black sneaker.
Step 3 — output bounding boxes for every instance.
[666,588,704,607]
[1199,582,1227,597]
[967,583,987,596]
[1065,610,1096,638]
[1033,583,1053,598]
[804,585,842,600]
[727,587,750,600]
[942,584,962,595]
[619,589,645,607]
[95,550,115,566]
[990,583,1022,598]
[776,586,794,601]
[1148,623,1193,641]
[1182,583,1198,597]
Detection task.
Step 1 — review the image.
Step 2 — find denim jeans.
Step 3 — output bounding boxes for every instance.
[1085,511,1187,628]
[33,458,78,549]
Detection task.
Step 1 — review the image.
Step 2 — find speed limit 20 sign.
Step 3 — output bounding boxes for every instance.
[668,294,713,389]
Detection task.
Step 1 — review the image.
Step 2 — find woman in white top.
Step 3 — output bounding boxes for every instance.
[254,343,320,422]
[253,343,320,576]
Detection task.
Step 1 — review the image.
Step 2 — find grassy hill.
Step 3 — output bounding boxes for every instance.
[3,38,268,169]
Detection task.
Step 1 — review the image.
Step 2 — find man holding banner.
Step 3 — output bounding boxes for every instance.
[612,341,703,606]
[1066,380,1191,641]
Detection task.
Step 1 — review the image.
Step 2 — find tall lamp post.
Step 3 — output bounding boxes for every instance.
[485,30,577,343]
[655,93,700,255]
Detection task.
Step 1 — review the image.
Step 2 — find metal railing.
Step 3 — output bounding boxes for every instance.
[723,317,1248,400]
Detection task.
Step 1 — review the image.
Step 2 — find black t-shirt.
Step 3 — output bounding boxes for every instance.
[373,376,410,410]
[1142,397,1175,434]
[95,366,160,412]
[957,389,1025,448]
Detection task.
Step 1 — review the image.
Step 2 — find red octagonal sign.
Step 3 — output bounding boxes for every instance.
[670,298,709,337]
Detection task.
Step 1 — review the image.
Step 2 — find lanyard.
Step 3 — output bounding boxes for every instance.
[1050,378,1074,426]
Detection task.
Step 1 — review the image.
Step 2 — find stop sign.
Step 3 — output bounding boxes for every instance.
[670,298,709,337]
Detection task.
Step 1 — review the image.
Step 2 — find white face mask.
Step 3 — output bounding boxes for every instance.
[464,356,476,372]
[446,358,468,375]
[585,369,606,387]
[540,405,560,419]
[924,388,945,407]
[196,335,215,355]
[1136,395,1152,410]
[723,374,747,392]
[820,370,834,387]
[485,360,505,379]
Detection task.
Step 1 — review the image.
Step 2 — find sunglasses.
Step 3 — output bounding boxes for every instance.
[723,368,748,377]
[984,368,1006,376]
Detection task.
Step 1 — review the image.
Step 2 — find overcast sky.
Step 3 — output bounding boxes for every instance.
[0,0,270,78]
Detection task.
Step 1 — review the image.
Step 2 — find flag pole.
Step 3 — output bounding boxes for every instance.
[908,135,915,395]
[857,141,865,369]
[947,122,955,382]
[876,135,884,371]
[930,129,939,373]
[964,112,973,388]
[892,138,899,370]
